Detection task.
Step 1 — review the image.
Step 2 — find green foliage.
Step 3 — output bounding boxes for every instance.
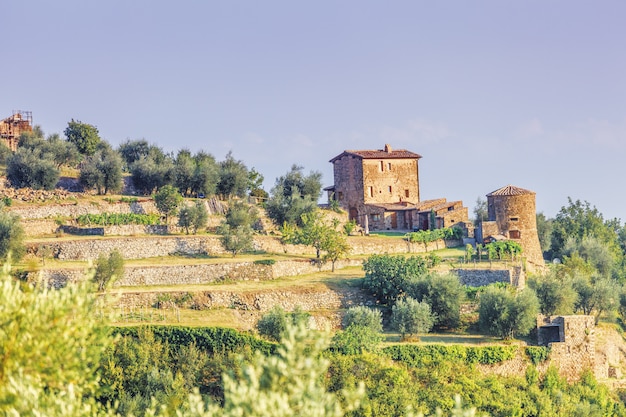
[76,213,161,226]
[131,153,174,195]
[178,201,209,234]
[0,264,112,416]
[344,219,357,235]
[148,322,364,417]
[0,210,25,262]
[265,164,322,227]
[218,224,255,257]
[362,254,429,305]
[223,200,258,230]
[110,326,275,356]
[6,146,60,190]
[572,275,619,321]
[92,249,124,292]
[536,212,553,256]
[478,286,539,339]
[79,146,124,194]
[525,347,551,365]
[154,185,183,223]
[549,198,623,276]
[216,201,259,254]
[384,344,518,366]
[256,306,310,342]
[217,151,249,198]
[483,240,523,261]
[343,306,383,333]
[247,167,267,200]
[64,119,102,156]
[529,271,578,315]
[409,272,465,329]
[390,297,435,339]
[282,209,350,270]
[330,325,384,355]
[253,259,276,265]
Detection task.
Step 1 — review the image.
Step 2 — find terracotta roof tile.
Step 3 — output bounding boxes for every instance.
[330,145,422,162]
[486,185,535,197]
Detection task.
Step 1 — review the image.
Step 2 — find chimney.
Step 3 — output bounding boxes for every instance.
[384,144,392,153]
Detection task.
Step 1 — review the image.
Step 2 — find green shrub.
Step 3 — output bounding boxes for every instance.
[253,259,276,265]
[525,346,550,364]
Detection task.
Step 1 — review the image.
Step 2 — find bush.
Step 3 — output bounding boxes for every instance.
[478,286,539,339]
[93,249,124,292]
[256,306,310,342]
[330,324,383,355]
[390,297,435,340]
[362,255,429,305]
[343,306,383,333]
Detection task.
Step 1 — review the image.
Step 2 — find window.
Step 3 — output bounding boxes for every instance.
[405,189,410,198]
[380,161,384,171]
[510,217,519,222]
[371,214,381,222]
[509,230,521,239]
[368,186,374,197]
[388,186,392,193]
[387,162,392,170]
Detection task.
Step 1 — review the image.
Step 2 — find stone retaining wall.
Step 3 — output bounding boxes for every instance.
[27,235,460,261]
[36,258,364,289]
[455,266,525,288]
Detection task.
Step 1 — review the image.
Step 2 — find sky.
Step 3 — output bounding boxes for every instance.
[4,1,626,221]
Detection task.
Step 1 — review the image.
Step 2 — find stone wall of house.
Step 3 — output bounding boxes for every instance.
[333,154,365,213]
[362,158,419,205]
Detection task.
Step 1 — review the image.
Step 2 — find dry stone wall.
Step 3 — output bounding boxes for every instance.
[455,266,525,288]
[27,234,459,261]
[36,258,364,289]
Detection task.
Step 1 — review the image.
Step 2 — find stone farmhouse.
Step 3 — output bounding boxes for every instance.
[325,143,470,233]
[0,110,33,151]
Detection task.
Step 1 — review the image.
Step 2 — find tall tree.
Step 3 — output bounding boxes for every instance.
[217,151,249,199]
[478,286,539,339]
[154,185,183,224]
[191,151,220,197]
[266,165,322,227]
[79,146,123,195]
[63,119,102,156]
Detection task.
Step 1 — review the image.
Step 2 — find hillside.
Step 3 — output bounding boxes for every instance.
[4,188,626,390]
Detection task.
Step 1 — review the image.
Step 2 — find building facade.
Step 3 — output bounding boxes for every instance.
[326,144,469,233]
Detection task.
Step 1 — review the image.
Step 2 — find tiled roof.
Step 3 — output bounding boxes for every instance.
[330,145,422,162]
[486,185,535,197]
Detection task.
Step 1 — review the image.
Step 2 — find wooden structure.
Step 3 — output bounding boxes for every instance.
[0,110,33,151]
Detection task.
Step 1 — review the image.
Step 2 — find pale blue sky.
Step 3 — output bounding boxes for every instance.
[4,1,626,220]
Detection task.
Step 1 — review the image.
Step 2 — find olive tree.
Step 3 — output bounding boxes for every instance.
[390,297,435,340]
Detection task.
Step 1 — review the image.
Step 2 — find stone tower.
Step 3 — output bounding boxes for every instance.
[484,185,545,269]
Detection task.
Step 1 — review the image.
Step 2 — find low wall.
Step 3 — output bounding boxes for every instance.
[27,235,461,261]
[35,258,364,289]
[454,266,525,288]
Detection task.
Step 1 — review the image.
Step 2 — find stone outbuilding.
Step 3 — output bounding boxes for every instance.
[477,185,544,269]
